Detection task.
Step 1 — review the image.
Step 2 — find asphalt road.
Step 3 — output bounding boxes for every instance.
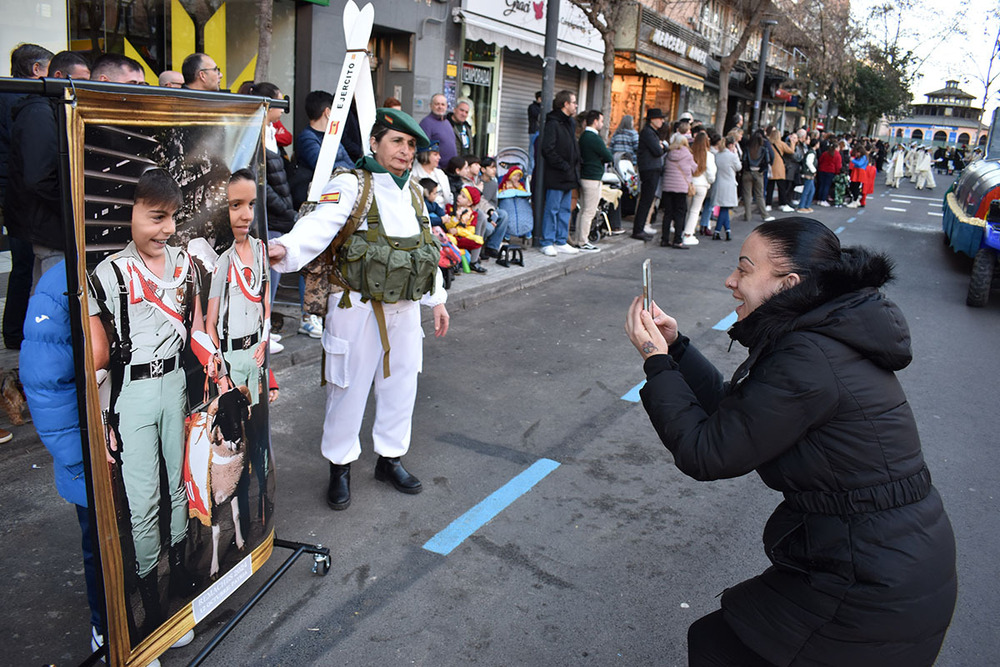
[3,173,998,666]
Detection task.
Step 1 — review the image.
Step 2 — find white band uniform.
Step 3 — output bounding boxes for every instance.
[271,169,446,464]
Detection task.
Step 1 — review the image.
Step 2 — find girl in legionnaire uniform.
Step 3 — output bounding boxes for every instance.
[268,108,449,512]
[206,168,278,526]
[89,168,214,639]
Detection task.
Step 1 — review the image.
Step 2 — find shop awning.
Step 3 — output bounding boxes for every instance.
[635,54,704,91]
[461,11,605,74]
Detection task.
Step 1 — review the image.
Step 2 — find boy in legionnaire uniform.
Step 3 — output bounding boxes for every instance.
[89,168,215,636]
[206,168,276,528]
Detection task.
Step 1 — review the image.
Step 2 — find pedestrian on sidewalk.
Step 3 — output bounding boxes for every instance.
[698,130,723,236]
[631,108,667,241]
[658,135,696,249]
[796,137,817,213]
[846,146,869,208]
[683,131,715,245]
[815,142,841,206]
[574,109,613,251]
[625,217,957,667]
[538,90,581,257]
[766,128,793,211]
[609,114,639,164]
[740,129,774,222]
[711,136,741,241]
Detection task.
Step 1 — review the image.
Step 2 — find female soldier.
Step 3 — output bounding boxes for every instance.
[625,218,956,666]
[268,108,449,511]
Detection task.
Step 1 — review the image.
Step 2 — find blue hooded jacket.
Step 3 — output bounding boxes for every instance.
[21,260,88,506]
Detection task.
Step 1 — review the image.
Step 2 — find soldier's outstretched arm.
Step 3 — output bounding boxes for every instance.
[269,171,360,273]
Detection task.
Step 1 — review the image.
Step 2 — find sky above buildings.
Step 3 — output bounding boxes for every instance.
[851,0,999,121]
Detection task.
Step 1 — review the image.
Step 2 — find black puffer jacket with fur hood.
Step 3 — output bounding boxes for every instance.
[265,147,297,234]
[639,247,957,666]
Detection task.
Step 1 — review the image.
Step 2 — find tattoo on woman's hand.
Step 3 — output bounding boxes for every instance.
[641,341,658,355]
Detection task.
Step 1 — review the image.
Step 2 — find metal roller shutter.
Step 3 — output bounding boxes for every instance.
[497,50,583,153]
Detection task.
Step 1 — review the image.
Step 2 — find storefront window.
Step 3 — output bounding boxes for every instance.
[462,39,499,157]
[610,70,674,133]
[1,3,68,75]
[67,0,296,123]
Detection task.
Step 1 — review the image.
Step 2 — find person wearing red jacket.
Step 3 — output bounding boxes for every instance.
[815,144,842,207]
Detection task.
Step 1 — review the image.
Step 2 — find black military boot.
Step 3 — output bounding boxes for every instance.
[374,456,422,494]
[168,538,198,597]
[327,463,351,510]
[136,571,162,634]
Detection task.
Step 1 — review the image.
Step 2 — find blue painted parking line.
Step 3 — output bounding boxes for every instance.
[835,226,845,234]
[713,311,738,331]
[846,216,857,223]
[621,380,646,402]
[423,459,561,555]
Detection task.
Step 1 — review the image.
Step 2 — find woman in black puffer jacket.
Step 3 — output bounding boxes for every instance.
[625,218,956,667]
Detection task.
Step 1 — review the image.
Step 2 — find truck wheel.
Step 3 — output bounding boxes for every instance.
[966,248,997,307]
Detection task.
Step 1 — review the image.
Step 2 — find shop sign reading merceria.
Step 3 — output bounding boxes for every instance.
[651,28,707,65]
[462,63,492,87]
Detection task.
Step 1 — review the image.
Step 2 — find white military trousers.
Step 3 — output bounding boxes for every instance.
[320,292,423,464]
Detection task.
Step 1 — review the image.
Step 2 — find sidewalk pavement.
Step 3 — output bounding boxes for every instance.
[266,234,647,373]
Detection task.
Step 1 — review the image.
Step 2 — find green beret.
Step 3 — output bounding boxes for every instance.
[374,107,430,148]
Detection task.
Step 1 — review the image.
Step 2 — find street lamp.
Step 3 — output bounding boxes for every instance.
[752,19,778,132]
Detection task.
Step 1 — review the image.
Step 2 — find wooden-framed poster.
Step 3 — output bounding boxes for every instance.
[66,87,278,667]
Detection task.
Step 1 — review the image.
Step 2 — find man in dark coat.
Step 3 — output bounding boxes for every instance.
[538,90,580,256]
[1,43,52,351]
[631,108,666,240]
[449,99,473,156]
[527,91,542,174]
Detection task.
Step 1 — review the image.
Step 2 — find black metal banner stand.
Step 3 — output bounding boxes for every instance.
[186,538,331,667]
[78,539,331,667]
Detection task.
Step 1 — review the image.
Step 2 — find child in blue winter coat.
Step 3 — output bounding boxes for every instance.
[21,260,194,662]
[21,260,108,654]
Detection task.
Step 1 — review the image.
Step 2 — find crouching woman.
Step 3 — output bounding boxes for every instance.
[625,218,957,666]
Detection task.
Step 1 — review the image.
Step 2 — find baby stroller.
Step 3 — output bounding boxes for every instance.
[613,151,639,218]
[496,146,534,239]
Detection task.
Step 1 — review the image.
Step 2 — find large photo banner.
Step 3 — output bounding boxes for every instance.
[67,88,277,667]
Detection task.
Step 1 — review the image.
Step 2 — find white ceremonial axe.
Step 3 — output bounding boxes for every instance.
[306,0,377,204]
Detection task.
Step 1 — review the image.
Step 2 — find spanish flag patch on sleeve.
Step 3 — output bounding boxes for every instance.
[319,192,341,204]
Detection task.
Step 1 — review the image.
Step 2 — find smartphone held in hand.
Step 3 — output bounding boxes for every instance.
[642,258,652,312]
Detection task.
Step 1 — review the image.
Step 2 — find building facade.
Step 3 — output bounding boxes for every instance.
[2,0,809,156]
[886,81,988,147]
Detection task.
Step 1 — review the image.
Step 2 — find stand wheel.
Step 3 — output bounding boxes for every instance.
[312,552,331,576]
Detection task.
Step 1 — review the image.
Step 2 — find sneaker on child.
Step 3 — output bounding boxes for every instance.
[298,314,322,338]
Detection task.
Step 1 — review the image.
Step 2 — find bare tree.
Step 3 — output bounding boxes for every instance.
[569,0,633,139]
[714,0,771,133]
[254,0,274,83]
[774,0,855,128]
[967,10,1000,121]
[865,0,969,83]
